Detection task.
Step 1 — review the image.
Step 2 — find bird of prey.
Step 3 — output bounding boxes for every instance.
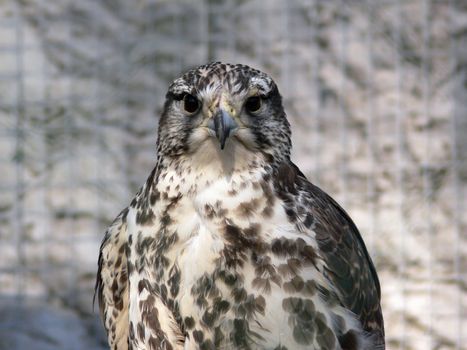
[96,62,384,350]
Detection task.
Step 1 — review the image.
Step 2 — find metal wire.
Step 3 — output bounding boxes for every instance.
[13,0,25,305]
[394,1,407,347]
[448,1,464,347]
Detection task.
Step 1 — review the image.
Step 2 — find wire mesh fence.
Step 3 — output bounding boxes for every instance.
[0,0,465,349]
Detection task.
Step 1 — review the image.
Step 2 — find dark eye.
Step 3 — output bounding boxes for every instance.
[183,94,200,114]
[245,96,262,113]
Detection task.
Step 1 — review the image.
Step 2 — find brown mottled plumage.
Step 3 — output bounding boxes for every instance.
[96,62,385,349]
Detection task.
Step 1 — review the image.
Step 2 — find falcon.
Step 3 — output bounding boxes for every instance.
[96,62,385,350]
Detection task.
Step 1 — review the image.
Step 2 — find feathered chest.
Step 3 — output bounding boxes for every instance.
[126,166,344,349]
[142,168,284,274]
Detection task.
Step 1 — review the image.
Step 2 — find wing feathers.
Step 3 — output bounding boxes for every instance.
[275,162,385,346]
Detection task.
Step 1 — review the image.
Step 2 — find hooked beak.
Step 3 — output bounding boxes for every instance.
[209,109,238,149]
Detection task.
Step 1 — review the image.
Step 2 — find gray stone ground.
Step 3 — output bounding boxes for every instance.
[0,1,465,349]
[0,298,107,350]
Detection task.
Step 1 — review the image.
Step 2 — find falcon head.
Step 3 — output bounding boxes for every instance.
[157,62,291,167]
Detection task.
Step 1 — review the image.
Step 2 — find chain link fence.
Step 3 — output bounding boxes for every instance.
[0,0,465,349]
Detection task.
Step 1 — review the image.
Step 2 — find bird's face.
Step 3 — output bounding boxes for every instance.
[157,62,291,168]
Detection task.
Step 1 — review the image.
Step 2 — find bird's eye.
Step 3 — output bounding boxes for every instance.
[245,96,262,113]
[183,94,200,114]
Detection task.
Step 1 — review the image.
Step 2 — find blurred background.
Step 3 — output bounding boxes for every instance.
[0,0,465,349]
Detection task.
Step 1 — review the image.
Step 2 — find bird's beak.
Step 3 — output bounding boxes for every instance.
[210,109,238,149]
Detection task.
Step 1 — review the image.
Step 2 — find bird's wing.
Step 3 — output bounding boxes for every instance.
[95,208,130,350]
[276,162,385,345]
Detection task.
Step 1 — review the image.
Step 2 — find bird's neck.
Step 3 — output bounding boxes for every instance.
[154,141,274,197]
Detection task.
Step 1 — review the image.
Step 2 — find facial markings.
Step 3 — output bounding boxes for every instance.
[158,62,292,164]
